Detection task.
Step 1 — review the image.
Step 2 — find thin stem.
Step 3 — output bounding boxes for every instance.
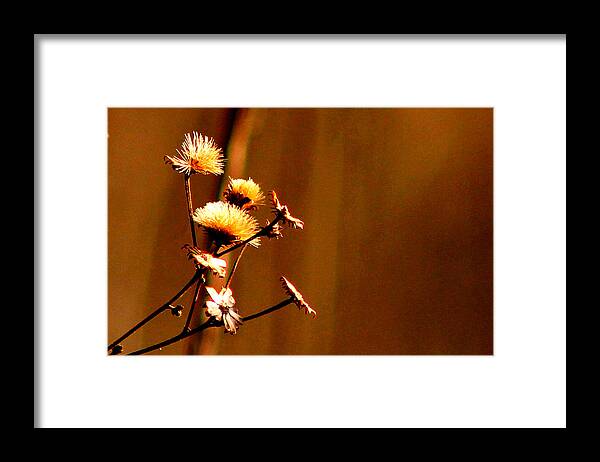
[127,298,295,355]
[108,271,201,351]
[182,242,219,334]
[242,298,294,322]
[182,276,204,333]
[216,215,282,257]
[128,318,218,355]
[184,174,197,247]
[224,243,248,289]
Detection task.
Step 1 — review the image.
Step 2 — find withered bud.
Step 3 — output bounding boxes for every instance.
[169,304,184,317]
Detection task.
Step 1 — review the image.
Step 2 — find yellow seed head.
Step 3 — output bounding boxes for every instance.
[193,201,260,248]
[223,177,265,210]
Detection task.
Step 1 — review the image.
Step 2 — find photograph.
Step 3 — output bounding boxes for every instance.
[36,35,565,428]
[107,108,493,356]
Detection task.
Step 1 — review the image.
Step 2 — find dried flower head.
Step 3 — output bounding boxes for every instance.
[264,220,283,239]
[223,177,265,211]
[183,244,227,278]
[164,132,225,176]
[205,286,243,334]
[269,191,305,229]
[193,201,261,248]
[280,276,316,318]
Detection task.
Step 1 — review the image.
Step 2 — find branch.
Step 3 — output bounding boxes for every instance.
[107,271,201,352]
[182,242,219,334]
[125,298,295,355]
[224,244,248,289]
[242,298,294,322]
[184,174,197,247]
[216,215,282,257]
[127,317,218,355]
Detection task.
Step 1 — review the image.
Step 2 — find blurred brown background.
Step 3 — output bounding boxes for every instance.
[108,108,493,355]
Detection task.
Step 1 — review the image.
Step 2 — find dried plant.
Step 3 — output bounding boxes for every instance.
[108,131,315,355]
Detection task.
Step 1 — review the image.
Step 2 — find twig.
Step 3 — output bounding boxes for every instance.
[182,276,204,333]
[182,242,220,334]
[242,298,294,322]
[184,174,197,247]
[216,215,283,257]
[127,318,219,355]
[224,243,248,289]
[126,298,295,355]
[108,271,201,352]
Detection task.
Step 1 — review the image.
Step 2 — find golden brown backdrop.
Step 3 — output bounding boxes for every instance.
[108,108,493,355]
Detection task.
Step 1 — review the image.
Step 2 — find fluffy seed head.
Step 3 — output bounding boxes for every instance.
[164,131,225,176]
[223,177,265,210]
[193,201,260,248]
